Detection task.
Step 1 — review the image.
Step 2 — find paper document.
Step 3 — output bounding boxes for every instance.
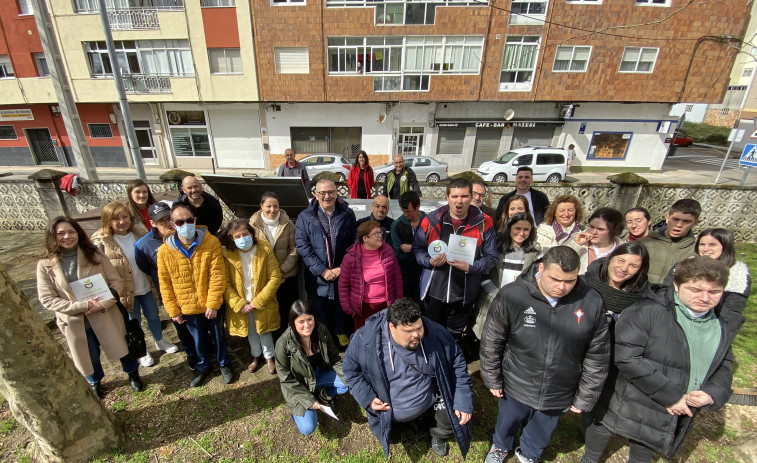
[69,273,114,303]
[319,404,339,420]
[446,234,476,266]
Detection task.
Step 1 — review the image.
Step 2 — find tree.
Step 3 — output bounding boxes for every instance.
[0,270,123,462]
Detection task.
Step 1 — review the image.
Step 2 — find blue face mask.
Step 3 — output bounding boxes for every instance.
[235,235,253,251]
[176,223,196,240]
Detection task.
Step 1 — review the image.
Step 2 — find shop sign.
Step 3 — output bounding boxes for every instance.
[512,122,536,128]
[434,120,559,128]
[0,109,34,121]
[167,110,206,126]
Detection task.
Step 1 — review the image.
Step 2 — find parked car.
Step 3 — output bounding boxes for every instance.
[298,153,351,182]
[477,146,568,183]
[374,156,449,183]
[672,132,694,147]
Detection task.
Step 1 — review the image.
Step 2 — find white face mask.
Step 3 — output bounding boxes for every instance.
[235,235,253,251]
[176,223,196,240]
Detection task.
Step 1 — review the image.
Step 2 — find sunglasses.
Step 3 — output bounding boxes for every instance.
[172,217,196,226]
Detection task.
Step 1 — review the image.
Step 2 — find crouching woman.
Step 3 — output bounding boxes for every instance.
[275,301,348,435]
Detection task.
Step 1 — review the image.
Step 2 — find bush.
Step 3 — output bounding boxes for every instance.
[681,122,731,146]
[451,171,485,183]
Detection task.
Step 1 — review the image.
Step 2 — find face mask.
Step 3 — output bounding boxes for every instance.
[235,235,253,251]
[176,223,196,240]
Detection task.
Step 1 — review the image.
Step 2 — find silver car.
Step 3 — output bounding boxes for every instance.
[374,156,449,183]
[298,153,351,182]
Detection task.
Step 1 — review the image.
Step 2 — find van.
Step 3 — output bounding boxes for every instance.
[476,146,568,183]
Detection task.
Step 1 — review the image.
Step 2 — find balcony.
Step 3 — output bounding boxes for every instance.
[106,8,159,30]
[123,74,172,93]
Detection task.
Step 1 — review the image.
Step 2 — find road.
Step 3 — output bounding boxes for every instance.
[661,144,757,185]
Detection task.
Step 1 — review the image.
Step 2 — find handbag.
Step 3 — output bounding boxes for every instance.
[110,287,147,360]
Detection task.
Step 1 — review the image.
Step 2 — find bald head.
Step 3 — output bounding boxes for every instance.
[372,195,389,220]
[181,176,203,202]
[393,155,405,173]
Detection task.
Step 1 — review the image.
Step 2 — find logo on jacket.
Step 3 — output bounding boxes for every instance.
[524,315,536,325]
[575,309,584,324]
[524,307,536,315]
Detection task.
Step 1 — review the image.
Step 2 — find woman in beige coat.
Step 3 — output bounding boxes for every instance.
[92,201,178,368]
[36,217,143,398]
[249,191,299,339]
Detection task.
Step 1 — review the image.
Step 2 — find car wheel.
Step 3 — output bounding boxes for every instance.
[493,173,507,183]
[426,173,440,183]
[336,173,346,182]
[376,174,386,183]
[686,141,693,147]
[546,174,561,183]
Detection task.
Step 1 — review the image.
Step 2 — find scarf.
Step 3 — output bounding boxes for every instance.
[261,212,280,246]
[552,220,580,244]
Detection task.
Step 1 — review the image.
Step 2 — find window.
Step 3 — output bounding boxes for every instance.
[271,0,304,4]
[88,123,114,138]
[743,68,753,78]
[200,0,234,5]
[552,46,591,72]
[635,0,669,5]
[18,0,33,15]
[588,132,632,159]
[509,0,547,25]
[0,56,14,79]
[75,0,184,11]
[290,127,362,157]
[34,53,50,77]
[208,48,242,74]
[500,36,540,91]
[274,47,309,74]
[619,47,658,73]
[84,40,194,77]
[0,126,18,140]
[536,153,565,165]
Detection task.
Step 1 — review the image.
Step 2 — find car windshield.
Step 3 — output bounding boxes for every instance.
[495,152,520,163]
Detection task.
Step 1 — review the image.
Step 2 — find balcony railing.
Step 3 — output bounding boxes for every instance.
[123,74,172,94]
[107,8,159,30]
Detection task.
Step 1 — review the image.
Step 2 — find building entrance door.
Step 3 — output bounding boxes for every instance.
[134,121,158,165]
[24,128,59,165]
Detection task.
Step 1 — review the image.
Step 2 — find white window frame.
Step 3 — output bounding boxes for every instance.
[499,36,540,91]
[18,0,34,15]
[509,0,547,25]
[34,53,50,77]
[271,0,305,5]
[208,48,242,75]
[200,0,234,6]
[87,123,114,138]
[552,45,591,73]
[0,56,14,79]
[618,46,659,74]
[84,40,194,78]
[635,0,670,6]
[274,47,310,74]
[75,0,185,12]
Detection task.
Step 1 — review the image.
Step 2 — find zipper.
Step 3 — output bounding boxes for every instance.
[538,304,556,410]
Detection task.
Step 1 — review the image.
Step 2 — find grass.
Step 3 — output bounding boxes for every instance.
[0,418,16,435]
[680,121,732,146]
[732,243,757,388]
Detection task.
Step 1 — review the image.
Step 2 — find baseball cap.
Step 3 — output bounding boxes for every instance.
[148,202,171,222]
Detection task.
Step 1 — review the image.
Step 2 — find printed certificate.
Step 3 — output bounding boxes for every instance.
[69,274,114,303]
[446,235,476,266]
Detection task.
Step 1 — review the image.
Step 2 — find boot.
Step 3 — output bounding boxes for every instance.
[90,381,103,399]
[266,357,276,375]
[128,370,144,392]
[247,355,263,373]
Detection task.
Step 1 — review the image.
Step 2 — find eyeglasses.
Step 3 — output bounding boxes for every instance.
[369,231,383,238]
[316,190,336,197]
[172,217,196,226]
[472,192,486,198]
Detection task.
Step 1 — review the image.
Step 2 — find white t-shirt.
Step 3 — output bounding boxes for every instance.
[113,232,151,296]
[521,190,535,219]
[239,246,257,302]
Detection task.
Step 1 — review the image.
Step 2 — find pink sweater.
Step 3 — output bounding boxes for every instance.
[362,248,386,302]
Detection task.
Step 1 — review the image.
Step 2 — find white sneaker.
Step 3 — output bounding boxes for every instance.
[139,352,154,367]
[156,339,179,354]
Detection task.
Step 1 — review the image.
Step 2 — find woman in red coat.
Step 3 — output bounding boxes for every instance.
[347,150,374,199]
[339,221,403,329]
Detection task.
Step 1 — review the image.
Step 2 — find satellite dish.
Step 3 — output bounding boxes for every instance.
[378,113,387,124]
[504,109,515,121]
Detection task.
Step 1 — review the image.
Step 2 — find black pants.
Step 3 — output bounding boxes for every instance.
[390,397,454,442]
[423,298,473,340]
[273,276,299,340]
[583,420,656,463]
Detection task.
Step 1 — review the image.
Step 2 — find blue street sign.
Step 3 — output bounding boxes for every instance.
[740,144,757,168]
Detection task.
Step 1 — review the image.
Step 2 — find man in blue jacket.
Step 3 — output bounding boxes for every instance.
[343,298,473,458]
[295,178,357,347]
[134,202,198,370]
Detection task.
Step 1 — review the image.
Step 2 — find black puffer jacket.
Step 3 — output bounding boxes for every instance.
[479,263,610,411]
[593,285,733,457]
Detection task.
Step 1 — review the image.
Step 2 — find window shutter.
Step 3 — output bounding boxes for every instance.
[275,47,309,74]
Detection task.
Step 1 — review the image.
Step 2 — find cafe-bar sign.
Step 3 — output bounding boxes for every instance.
[434,121,551,128]
[0,109,34,121]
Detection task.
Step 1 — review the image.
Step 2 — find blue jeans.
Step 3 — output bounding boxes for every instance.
[183,306,229,372]
[84,327,139,384]
[492,395,563,460]
[173,319,198,361]
[130,292,163,342]
[313,295,351,337]
[247,310,275,359]
[292,368,348,436]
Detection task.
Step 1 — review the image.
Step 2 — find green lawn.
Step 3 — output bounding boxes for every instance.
[732,243,757,388]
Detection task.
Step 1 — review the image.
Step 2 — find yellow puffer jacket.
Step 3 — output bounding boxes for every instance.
[91,227,147,311]
[157,226,226,317]
[223,240,282,336]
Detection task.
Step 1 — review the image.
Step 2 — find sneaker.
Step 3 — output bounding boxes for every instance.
[189,370,209,388]
[139,352,154,367]
[156,339,179,354]
[338,334,350,347]
[515,447,539,463]
[89,381,103,399]
[220,366,234,384]
[485,444,510,463]
[431,437,448,456]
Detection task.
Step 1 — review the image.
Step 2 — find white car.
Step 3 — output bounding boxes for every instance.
[477,147,568,183]
[298,153,351,182]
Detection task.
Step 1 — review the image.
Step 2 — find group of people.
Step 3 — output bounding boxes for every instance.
[35,158,750,462]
